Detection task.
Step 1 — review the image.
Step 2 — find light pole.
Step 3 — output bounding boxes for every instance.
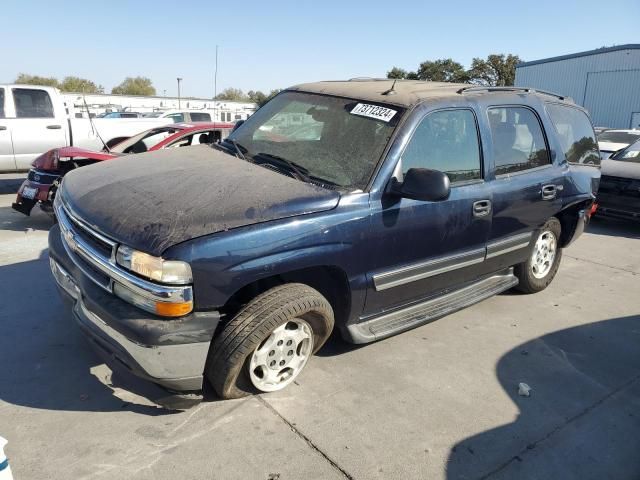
[177,77,183,108]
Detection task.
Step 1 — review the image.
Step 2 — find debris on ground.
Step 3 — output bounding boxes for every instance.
[518,383,532,397]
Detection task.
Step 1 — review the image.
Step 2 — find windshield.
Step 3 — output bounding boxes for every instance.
[611,139,640,163]
[597,131,640,144]
[226,91,404,189]
[110,127,181,153]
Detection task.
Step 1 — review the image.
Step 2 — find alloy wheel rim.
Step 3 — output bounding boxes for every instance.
[249,319,314,392]
[531,230,557,279]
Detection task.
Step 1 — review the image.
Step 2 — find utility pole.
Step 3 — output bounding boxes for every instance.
[214,45,219,122]
[177,77,183,108]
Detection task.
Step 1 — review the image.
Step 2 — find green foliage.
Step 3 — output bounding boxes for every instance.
[387,67,408,79]
[59,76,104,93]
[215,87,247,101]
[218,88,281,106]
[387,53,521,86]
[14,73,59,88]
[417,58,469,83]
[111,77,156,96]
[468,54,521,86]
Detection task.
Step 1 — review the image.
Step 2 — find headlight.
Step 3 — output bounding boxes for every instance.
[116,246,192,285]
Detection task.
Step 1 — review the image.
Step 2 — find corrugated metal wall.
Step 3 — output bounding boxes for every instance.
[515,47,640,128]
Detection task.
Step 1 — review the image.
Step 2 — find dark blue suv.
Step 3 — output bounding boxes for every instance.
[48,80,601,402]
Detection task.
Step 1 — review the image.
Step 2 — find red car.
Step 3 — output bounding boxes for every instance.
[12,122,234,216]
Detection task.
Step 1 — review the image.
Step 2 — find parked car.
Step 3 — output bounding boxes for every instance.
[0,84,176,172]
[142,110,217,123]
[98,112,144,118]
[597,129,640,160]
[48,80,600,404]
[12,122,234,216]
[596,138,640,221]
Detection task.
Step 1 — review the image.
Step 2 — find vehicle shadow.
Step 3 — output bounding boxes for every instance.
[445,315,640,479]
[0,205,54,232]
[587,216,640,239]
[0,249,181,415]
[0,175,26,195]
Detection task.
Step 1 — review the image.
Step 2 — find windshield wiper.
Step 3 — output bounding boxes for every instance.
[218,138,248,160]
[254,152,312,183]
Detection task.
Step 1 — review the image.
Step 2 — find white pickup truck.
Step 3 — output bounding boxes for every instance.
[0,84,172,172]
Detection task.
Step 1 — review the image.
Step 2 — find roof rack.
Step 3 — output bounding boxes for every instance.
[457,86,570,101]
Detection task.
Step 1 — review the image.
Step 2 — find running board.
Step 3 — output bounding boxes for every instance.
[347,269,518,344]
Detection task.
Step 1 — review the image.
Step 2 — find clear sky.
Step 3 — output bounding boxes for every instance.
[2,0,638,98]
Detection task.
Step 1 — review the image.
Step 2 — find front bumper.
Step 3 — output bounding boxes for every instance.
[11,177,54,216]
[48,224,220,393]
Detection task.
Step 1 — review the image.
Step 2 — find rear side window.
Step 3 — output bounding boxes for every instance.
[0,88,5,118]
[488,107,550,175]
[546,104,600,166]
[12,88,54,118]
[401,109,482,183]
[190,112,211,122]
[167,113,185,123]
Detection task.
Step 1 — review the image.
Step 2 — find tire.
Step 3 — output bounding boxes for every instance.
[514,217,562,294]
[206,283,334,399]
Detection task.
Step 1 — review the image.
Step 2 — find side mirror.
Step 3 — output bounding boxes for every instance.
[231,120,245,132]
[391,168,451,202]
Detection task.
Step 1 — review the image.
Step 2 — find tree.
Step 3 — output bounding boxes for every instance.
[468,54,521,86]
[387,67,408,79]
[260,89,281,107]
[111,77,156,96]
[215,87,246,101]
[416,58,468,83]
[14,73,59,88]
[59,76,104,93]
[247,90,267,105]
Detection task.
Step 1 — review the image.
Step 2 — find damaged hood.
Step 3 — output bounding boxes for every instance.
[61,145,340,256]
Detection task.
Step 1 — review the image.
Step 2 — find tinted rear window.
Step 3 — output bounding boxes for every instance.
[190,112,211,122]
[546,104,600,166]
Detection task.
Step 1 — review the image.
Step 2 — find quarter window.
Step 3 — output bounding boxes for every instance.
[401,109,482,183]
[488,107,550,175]
[13,88,54,118]
[190,112,211,122]
[546,104,600,166]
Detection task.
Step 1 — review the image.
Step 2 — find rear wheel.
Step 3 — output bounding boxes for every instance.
[514,218,562,293]
[206,283,334,399]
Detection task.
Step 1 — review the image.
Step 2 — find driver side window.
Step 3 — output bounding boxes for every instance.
[401,109,482,184]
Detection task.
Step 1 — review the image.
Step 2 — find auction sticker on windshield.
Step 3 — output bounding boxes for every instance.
[350,103,397,122]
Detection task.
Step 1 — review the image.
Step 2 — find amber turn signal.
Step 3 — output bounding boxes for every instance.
[155,301,193,317]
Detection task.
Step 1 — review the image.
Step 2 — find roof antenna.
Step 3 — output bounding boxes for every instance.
[382,79,397,96]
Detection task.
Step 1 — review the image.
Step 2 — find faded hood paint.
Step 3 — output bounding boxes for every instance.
[61,145,341,256]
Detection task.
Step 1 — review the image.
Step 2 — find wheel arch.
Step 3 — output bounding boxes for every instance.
[556,198,594,248]
[218,265,352,335]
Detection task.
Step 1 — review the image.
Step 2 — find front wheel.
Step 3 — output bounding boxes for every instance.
[514,218,562,293]
[206,283,334,399]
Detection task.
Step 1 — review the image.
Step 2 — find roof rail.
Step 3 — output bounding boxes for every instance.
[348,77,387,82]
[457,86,569,101]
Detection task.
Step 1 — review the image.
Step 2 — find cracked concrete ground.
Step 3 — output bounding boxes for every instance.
[1,173,639,480]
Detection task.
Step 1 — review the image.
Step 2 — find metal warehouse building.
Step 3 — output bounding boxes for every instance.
[515,44,640,129]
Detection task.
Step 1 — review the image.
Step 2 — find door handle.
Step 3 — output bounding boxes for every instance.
[473,200,492,217]
[46,124,62,129]
[541,184,557,200]
[0,126,6,131]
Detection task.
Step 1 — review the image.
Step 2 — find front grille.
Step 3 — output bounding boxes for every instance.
[56,200,116,291]
[28,169,59,185]
[54,193,194,306]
